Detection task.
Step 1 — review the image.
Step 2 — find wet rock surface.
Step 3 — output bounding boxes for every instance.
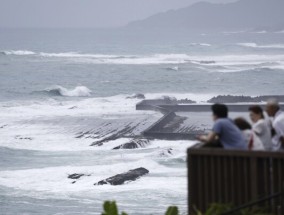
[113,139,150,150]
[126,93,145,99]
[207,95,284,103]
[15,135,33,140]
[94,167,149,185]
[178,98,196,104]
[68,173,86,180]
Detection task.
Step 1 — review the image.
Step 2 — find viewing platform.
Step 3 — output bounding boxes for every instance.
[187,143,284,215]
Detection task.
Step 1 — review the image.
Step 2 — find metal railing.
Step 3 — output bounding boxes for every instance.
[187,143,284,215]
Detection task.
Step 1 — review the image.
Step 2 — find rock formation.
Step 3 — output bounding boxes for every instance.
[94,167,149,185]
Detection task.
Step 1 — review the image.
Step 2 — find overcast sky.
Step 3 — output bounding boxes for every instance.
[0,0,236,28]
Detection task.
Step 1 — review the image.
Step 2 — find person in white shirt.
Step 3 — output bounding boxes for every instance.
[249,105,272,150]
[265,99,284,150]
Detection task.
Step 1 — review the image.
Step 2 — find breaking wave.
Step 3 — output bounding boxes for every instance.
[1,50,36,55]
[2,50,284,69]
[39,86,92,97]
[237,43,284,49]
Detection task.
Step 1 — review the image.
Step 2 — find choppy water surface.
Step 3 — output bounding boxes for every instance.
[0,29,284,215]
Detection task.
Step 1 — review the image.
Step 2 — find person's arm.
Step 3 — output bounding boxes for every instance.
[197,132,218,143]
[274,121,284,148]
[253,121,263,135]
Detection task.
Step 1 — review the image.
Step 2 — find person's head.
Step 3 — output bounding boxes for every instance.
[234,117,252,130]
[211,103,228,120]
[249,105,264,123]
[265,98,280,117]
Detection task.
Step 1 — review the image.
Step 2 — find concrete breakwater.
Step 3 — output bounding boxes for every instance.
[75,96,284,146]
[136,98,284,140]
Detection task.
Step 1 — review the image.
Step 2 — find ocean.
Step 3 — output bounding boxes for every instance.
[0,28,284,215]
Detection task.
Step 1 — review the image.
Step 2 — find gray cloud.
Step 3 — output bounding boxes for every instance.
[0,0,236,28]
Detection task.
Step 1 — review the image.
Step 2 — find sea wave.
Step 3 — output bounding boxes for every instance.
[237,43,284,49]
[189,43,211,47]
[2,50,284,67]
[41,86,92,97]
[39,52,125,59]
[1,50,36,56]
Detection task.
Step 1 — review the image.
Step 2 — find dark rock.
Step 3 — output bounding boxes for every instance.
[0,124,7,129]
[208,95,261,103]
[68,173,85,180]
[178,98,196,104]
[94,167,149,186]
[126,93,145,99]
[113,139,150,150]
[159,148,174,157]
[167,148,173,154]
[91,125,138,146]
[15,135,33,140]
[208,95,284,103]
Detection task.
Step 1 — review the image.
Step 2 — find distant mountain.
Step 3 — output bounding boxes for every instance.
[126,0,284,32]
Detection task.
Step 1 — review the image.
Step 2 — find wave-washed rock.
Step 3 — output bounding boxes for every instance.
[94,167,149,186]
[112,139,150,150]
[68,173,92,184]
[68,173,86,180]
[126,93,145,99]
[207,95,284,103]
[178,98,196,104]
[14,135,33,140]
[0,124,8,129]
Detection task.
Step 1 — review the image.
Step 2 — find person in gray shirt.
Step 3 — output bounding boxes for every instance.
[197,104,247,150]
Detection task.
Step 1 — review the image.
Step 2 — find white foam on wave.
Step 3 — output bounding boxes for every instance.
[0,94,161,151]
[81,54,189,65]
[0,94,148,119]
[0,139,196,192]
[39,52,119,59]
[252,30,268,34]
[144,93,215,103]
[222,30,246,34]
[45,85,92,97]
[2,49,284,68]
[189,43,211,47]
[196,54,284,67]
[238,43,284,49]
[2,50,36,56]
[167,66,179,71]
[4,50,191,64]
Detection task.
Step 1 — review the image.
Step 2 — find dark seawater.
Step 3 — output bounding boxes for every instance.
[0,28,284,215]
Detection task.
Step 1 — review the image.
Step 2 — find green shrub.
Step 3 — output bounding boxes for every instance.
[101,201,179,215]
[102,201,128,215]
[165,206,179,215]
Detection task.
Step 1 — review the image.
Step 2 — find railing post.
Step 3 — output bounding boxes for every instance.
[250,157,258,202]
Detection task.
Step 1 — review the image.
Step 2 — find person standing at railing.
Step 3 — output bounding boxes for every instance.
[265,99,284,150]
[197,103,247,150]
[248,105,272,150]
[234,117,264,150]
